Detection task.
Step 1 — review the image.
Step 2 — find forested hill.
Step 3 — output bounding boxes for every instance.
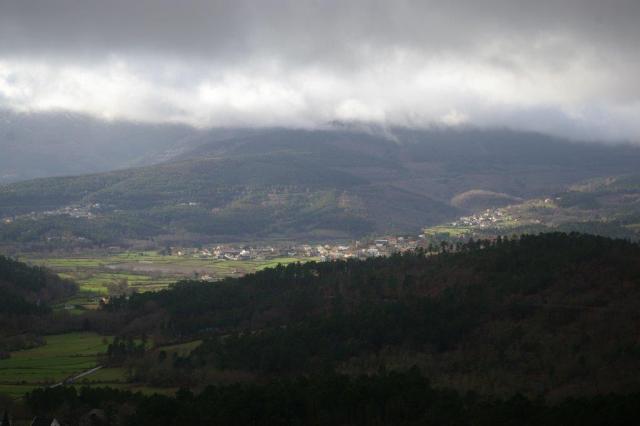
[105,233,640,398]
[3,127,640,243]
[0,255,76,315]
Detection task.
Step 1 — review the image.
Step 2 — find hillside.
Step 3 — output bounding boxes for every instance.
[2,127,640,244]
[424,174,640,241]
[0,255,76,313]
[101,233,640,399]
[0,256,77,352]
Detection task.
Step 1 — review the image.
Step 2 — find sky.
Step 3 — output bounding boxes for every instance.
[1,0,639,141]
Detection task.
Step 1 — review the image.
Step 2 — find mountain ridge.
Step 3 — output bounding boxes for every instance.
[1,127,640,244]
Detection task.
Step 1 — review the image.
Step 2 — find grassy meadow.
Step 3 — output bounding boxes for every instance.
[0,333,207,398]
[0,333,202,398]
[0,333,113,397]
[22,250,311,299]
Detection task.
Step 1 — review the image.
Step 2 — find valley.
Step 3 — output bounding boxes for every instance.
[2,121,640,423]
[21,251,312,308]
[3,2,640,423]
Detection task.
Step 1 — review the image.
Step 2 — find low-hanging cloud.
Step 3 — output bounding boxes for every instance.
[1,0,639,141]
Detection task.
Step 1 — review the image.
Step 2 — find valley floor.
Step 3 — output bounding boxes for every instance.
[21,251,311,308]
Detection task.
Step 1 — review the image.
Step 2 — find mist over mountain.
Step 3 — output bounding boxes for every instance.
[3,1,640,141]
[0,109,204,183]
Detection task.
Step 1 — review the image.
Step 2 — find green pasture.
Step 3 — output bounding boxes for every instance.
[0,333,111,385]
[423,226,473,237]
[0,333,201,398]
[0,333,151,398]
[0,383,38,398]
[25,251,312,298]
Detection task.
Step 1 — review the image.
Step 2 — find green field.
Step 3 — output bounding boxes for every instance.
[23,251,312,300]
[0,332,113,397]
[423,225,473,238]
[0,333,193,398]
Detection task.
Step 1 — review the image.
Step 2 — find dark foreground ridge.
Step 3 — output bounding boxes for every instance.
[24,372,640,426]
[102,233,640,398]
[3,232,640,424]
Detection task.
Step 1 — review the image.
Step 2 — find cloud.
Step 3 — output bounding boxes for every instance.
[0,0,639,141]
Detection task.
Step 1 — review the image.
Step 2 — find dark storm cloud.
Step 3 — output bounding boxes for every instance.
[2,1,639,62]
[0,0,639,140]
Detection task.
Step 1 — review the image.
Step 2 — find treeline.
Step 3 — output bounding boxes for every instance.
[24,371,640,426]
[100,233,640,396]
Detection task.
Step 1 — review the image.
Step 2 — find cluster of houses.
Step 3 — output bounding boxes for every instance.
[315,237,423,260]
[42,203,102,220]
[451,208,512,228]
[169,235,428,263]
[173,245,279,261]
[1,203,102,224]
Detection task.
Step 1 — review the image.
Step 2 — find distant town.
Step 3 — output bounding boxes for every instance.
[167,234,427,264]
[2,202,516,258]
[1,203,102,223]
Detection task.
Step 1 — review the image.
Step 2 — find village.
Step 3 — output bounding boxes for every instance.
[451,208,513,228]
[168,234,430,263]
[1,203,101,224]
[0,202,527,260]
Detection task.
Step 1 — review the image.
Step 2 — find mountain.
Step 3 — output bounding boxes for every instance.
[0,109,202,183]
[1,127,640,244]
